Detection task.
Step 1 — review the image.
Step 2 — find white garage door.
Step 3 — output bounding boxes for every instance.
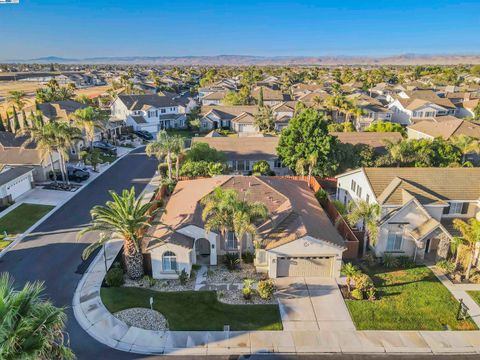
[7,176,32,200]
[277,256,334,277]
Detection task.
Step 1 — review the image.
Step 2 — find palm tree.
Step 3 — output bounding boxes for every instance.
[78,187,159,279]
[52,121,82,186]
[0,273,74,360]
[7,90,27,112]
[146,130,177,180]
[453,218,480,280]
[341,262,360,292]
[17,121,60,186]
[347,200,381,255]
[451,135,480,164]
[72,106,107,149]
[306,153,318,187]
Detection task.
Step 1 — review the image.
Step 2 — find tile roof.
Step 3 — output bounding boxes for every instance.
[407,119,480,139]
[191,136,279,160]
[118,94,177,110]
[331,132,403,150]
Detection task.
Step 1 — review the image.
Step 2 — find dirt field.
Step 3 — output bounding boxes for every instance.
[0,82,112,117]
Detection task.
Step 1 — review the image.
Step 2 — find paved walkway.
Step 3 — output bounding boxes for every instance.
[276,277,355,331]
[194,265,208,291]
[430,266,480,328]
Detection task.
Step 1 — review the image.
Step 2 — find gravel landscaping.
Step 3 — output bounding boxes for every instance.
[123,275,195,292]
[206,264,266,284]
[114,307,168,331]
[217,288,277,305]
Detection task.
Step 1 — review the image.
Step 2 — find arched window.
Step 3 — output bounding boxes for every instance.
[162,251,177,272]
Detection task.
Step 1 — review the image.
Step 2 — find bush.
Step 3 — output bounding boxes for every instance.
[469,273,480,284]
[382,254,399,269]
[353,273,373,291]
[315,189,328,203]
[257,279,275,300]
[351,288,364,300]
[158,163,169,178]
[178,269,189,285]
[242,251,255,264]
[362,253,377,268]
[105,267,124,287]
[252,160,271,175]
[243,279,255,300]
[143,275,156,287]
[224,253,240,271]
[436,259,456,274]
[366,287,377,301]
[332,200,347,215]
[397,256,415,269]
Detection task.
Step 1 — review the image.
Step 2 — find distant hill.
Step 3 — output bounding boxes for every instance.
[4,54,480,65]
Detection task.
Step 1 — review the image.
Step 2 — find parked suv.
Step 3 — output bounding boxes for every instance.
[92,141,117,155]
[134,130,153,140]
[49,166,90,182]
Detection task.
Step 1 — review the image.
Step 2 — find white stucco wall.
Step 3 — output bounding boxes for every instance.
[150,243,192,279]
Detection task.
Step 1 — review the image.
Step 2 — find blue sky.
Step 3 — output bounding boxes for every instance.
[1,0,479,59]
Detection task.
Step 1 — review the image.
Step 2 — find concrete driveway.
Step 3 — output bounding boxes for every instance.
[275,277,355,331]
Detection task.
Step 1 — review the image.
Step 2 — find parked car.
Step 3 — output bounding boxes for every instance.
[49,166,90,182]
[93,141,117,155]
[133,130,154,140]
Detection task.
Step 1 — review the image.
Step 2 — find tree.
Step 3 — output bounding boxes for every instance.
[222,88,251,106]
[78,187,160,279]
[470,65,480,77]
[451,135,480,164]
[184,142,225,163]
[258,86,264,107]
[0,273,74,360]
[53,121,82,186]
[452,218,480,280]
[72,106,107,149]
[252,160,271,175]
[0,114,5,132]
[254,106,275,133]
[277,108,339,177]
[365,121,405,135]
[5,113,12,132]
[11,106,20,133]
[341,262,360,293]
[7,90,27,112]
[347,200,380,255]
[146,130,178,180]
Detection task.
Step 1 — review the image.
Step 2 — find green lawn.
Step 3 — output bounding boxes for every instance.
[0,203,54,235]
[345,266,477,330]
[166,129,206,139]
[0,240,12,250]
[467,291,480,306]
[101,287,282,331]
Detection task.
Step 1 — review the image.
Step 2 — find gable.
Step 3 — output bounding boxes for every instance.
[267,235,345,255]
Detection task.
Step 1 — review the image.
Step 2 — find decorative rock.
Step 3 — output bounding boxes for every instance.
[114,308,168,331]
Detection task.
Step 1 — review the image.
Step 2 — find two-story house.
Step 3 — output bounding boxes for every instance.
[335,167,480,263]
[111,94,186,134]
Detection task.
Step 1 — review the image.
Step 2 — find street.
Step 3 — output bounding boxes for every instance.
[0,147,158,360]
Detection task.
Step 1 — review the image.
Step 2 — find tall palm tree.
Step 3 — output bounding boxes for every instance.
[0,273,74,360]
[451,135,480,164]
[146,130,178,180]
[453,218,480,280]
[78,187,160,279]
[7,90,27,112]
[347,200,381,255]
[171,136,185,180]
[306,152,318,187]
[17,120,59,186]
[52,121,82,186]
[72,106,107,149]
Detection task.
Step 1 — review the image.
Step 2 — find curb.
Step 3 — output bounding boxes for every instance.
[0,146,142,260]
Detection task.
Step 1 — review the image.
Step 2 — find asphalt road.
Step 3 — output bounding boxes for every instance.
[0,147,158,360]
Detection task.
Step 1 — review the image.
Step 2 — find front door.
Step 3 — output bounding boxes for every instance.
[425,238,431,253]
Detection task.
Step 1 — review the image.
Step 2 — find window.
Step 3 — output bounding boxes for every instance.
[386,231,403,251]
[351,180,356,192]
[447,202,467,215]
[160,108,166,114]
[227,231,237,249]
[356,186,362,198]
[366,194,370,204]
[162,251,177,272]
[237,160,245,171]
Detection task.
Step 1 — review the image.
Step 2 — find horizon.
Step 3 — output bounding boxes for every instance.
[1,0,479,59]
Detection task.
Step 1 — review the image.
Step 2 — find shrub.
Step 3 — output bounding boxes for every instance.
[252,160,271,175]
[382,254,399,269]
[362,253,377,268]
[158,163,169,178]
[105,267,124,287]
[178,269,189,285]
[224,253,240,271]
[469,273,480,284]
[257,279,275,300]
[397,256,416,269]
[353,273,373,291]
[242,279,255,300]
[332,200,347,215]
[436,259,456,274]
[242,251,255,264]
[315,189,328,203]
[351,288,363,300]
[143,275,156,287]
[366,287,377,301]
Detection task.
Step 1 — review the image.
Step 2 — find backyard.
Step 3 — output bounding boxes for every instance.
[101,287,282,331]
[345,265,477,330]
[0,203,54,235]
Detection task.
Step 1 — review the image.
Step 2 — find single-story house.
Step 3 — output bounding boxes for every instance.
[0,166,34,205]
[145,176,346,279]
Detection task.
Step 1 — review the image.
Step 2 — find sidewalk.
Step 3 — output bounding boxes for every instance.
[430,266,480,328]
[0,145,141,259]
[73,216,480,356]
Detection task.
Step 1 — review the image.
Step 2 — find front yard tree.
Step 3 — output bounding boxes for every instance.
[341,262,360,293]
[78,187,159,279]
[453,218,480,280]
[254,105,275,133]
[72,106,107,149]
[451,135,480,164]
[0,273,74,360]
[347,200,380,255]
[146,130,182,180]
[277,108,338,177]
